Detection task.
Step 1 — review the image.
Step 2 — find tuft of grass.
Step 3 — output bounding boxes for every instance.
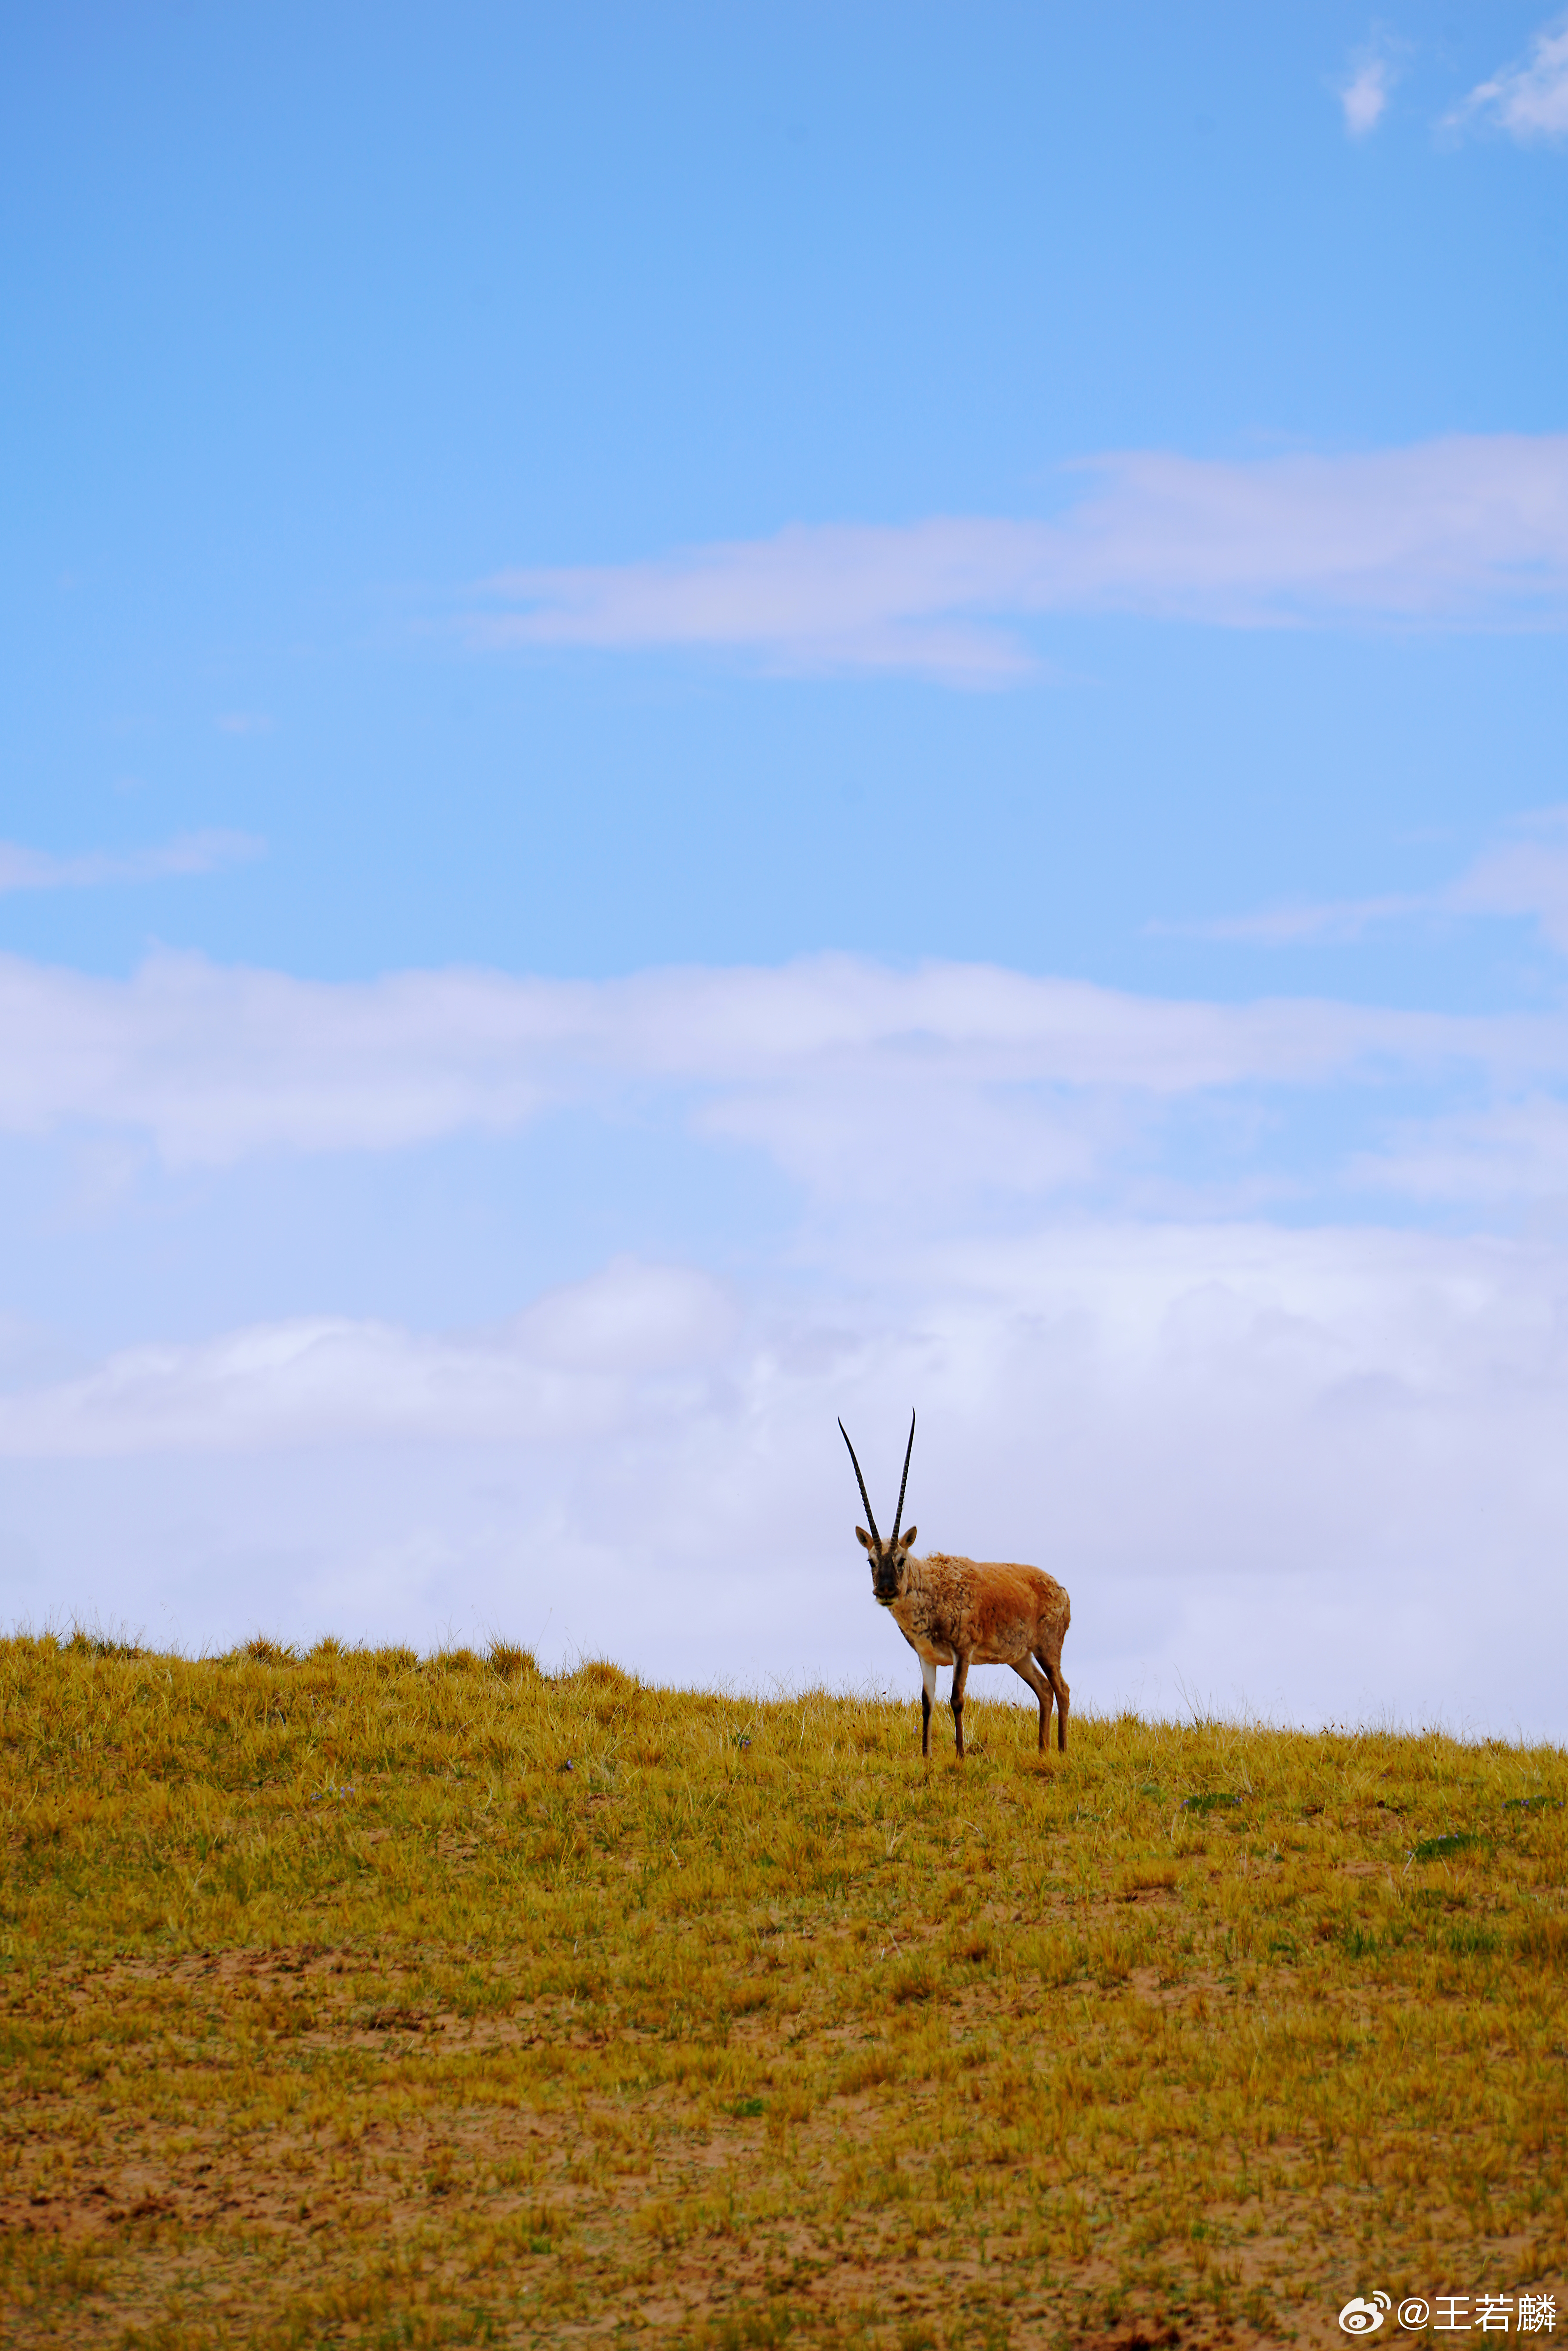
[0,1631,1563,2349]
[486,1639,537,1682]
[570,1656,639,1691]
[1414,1829,1479,1861]
[429,1644,484,1673]
[63,1622,142,1661]
[244,1634,295,1664]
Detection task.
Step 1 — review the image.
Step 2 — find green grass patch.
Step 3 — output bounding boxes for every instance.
[0,1632,1563,2347]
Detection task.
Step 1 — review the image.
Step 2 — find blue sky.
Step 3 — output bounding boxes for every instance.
[3,5,1568,1734]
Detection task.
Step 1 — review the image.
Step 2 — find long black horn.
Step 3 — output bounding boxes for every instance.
[891,1409,916,1543]
[838,1419,881,1547]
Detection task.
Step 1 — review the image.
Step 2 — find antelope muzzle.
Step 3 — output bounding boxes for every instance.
[871,1552,901,1605]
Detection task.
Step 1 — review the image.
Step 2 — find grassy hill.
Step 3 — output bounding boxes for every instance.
[1,1632,1564,2349]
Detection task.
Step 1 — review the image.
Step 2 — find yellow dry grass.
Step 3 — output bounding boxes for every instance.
[1,1630,1564,2350]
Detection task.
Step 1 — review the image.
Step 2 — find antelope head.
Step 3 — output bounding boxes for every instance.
[839,1412,918,1606]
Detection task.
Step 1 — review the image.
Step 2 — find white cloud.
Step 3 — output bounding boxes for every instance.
[0,1260,737,1457]
[0,946,1558,1177]
[0,831,263,896]
[1450,13,1568,142]
[1165,806,1568,955]
[1160,892,1422,947]
[471,435,1568,680]
[2,925,1566,1732]
[1340,42,1399,137]
[1356,1094,1568,1203]
[5,1225,1567,1736]
[1449,808,1568,949]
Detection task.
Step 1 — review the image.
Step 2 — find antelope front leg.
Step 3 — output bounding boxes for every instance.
[919,1656,937,1757]
[949,1654,971,1760]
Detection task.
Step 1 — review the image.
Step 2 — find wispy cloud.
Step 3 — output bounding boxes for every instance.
[470,435,1568,682]
[1166,808,1568,954]
[1357,1093,1568,1203]
[0,1260,737,1457]
[1449,808,1568,949]
[478,519,1046,684]
[0,830,263,896]
[1173,894,1423,947]
[1449,12,1568,142]
[0,947,1554,1176]
[1339,35,1402,137]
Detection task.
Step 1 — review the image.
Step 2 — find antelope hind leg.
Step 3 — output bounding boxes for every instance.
[1035,1642,1070,1755]
[1010,1655,1054,1753]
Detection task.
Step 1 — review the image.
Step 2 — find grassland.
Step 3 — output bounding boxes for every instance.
[0,1632,1564,2351]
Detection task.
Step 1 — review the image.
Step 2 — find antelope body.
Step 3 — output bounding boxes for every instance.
[840,1414,1070,1760]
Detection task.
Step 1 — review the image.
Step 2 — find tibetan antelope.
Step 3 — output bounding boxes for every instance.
[839,1413,1070,1760]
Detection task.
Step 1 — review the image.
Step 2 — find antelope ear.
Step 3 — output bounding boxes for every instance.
[900,1526,917,1551]
[855,1526,872,1550]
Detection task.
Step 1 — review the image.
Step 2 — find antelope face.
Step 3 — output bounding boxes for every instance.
[839,1411,918,1608]
[857,1524,918,1606]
